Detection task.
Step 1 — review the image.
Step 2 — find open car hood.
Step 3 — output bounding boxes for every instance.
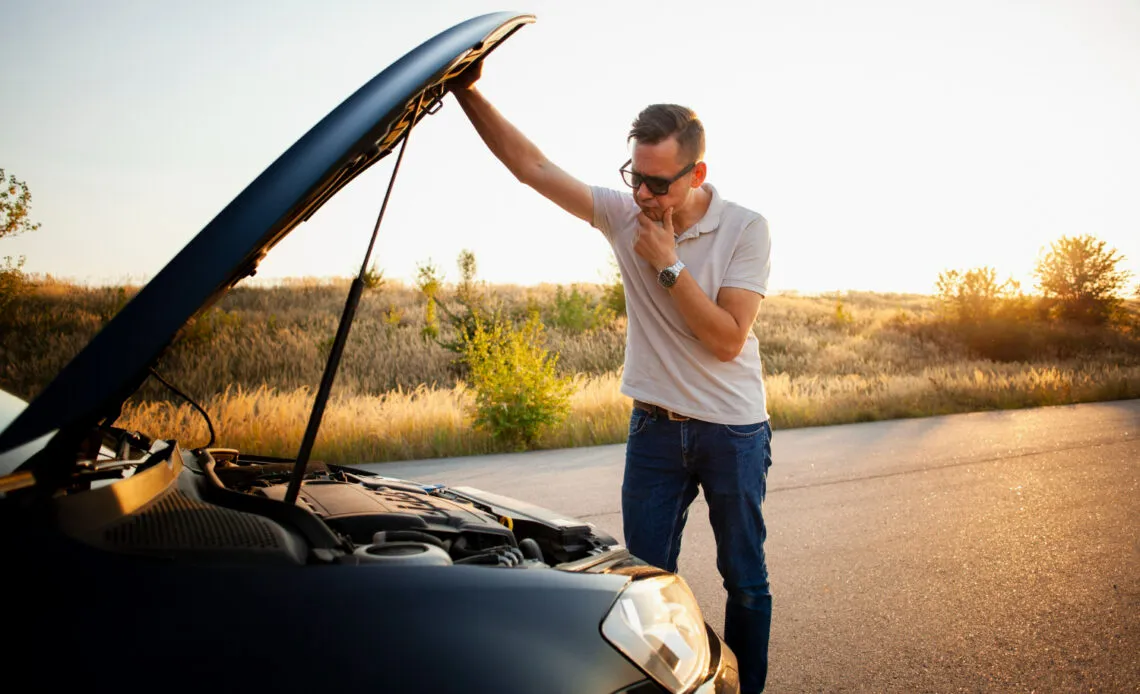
[0,11,534,463]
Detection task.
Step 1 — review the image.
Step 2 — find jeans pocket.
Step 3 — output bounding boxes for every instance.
[722,421,765,438]
[629,409,650,437]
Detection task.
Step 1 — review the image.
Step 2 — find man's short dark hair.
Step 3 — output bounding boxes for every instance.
[628,104,705,164]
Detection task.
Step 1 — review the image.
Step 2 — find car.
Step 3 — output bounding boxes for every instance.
[0,12,738,694]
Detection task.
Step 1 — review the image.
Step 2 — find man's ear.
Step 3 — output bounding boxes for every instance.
[691,161,707,188]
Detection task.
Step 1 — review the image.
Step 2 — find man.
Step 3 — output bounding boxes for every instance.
[450,62,773,693]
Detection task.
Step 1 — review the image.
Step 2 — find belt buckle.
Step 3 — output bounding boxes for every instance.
[666,409,689,422]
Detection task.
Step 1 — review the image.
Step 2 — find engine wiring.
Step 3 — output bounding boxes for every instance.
[148,367,216,450]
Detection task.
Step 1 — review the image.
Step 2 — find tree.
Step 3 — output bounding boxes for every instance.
[1034,234,1132,325]
[1,168,41,240]
[1,168,41,311]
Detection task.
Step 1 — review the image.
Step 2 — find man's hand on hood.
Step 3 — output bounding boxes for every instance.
[449,58,483,92]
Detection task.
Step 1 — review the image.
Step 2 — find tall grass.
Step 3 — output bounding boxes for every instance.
[0,278,627,400]
[765,362,1140,427]
[4,279,1139,464]
[116,373,634,463]
[112,361,1140,464]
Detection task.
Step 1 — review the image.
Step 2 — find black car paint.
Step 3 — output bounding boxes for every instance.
[11,516,651,693]
[6,439,662,693]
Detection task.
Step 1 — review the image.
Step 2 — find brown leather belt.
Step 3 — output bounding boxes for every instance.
[633,399,692,422]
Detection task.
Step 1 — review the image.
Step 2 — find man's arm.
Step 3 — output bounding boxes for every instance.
[634,208,764,361]
[671,279,763,362]
[451,64,593,223]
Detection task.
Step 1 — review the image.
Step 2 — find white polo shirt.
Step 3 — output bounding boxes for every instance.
[591,183,771,425]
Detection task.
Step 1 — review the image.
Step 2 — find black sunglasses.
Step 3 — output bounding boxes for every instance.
[619,159,696,196]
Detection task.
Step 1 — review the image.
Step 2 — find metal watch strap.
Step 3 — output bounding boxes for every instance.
[658,259,686,288]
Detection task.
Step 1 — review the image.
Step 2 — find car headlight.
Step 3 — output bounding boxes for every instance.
[601,573,711,693]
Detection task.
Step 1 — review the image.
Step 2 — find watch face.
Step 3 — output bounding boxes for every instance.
[658,268,678,288]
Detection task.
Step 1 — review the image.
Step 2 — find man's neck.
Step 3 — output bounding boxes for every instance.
[673,185,713,237]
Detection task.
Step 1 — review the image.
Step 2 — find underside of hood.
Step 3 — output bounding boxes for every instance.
[0,11,534,469]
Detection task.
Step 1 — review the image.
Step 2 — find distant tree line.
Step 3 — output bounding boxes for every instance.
[937,234,1134,326]
[929,234,1137,361]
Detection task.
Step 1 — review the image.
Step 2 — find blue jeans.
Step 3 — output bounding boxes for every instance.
[622,407,772,694]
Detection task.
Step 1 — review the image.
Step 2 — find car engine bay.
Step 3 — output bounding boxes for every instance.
[43,437,621,571]
[227,452,615,569]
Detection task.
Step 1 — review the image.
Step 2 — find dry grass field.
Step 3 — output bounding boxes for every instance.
[2,277,1138,463]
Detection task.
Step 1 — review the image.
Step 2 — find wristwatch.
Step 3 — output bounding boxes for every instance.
[657,259,686,288]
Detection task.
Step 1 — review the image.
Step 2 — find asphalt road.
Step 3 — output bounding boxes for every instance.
[356,400,1140,692]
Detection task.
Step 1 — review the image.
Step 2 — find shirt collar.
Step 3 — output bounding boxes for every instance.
[675,183,724,244]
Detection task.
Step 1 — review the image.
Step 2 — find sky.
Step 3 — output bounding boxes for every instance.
[2,0,1138,295]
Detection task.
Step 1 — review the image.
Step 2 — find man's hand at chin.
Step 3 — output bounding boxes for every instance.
[633,207,679,272]
[637,203,663,222]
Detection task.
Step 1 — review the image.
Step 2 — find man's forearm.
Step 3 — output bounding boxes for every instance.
[453,87,546,185]
[667,272,749,362]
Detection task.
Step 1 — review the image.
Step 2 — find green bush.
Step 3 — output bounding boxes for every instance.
[361,263,386,291]
[601,259,626,317]
[548,284,615,332]
[462,313,574,450]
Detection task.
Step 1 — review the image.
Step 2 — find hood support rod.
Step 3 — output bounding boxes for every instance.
[284,93,428,506]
